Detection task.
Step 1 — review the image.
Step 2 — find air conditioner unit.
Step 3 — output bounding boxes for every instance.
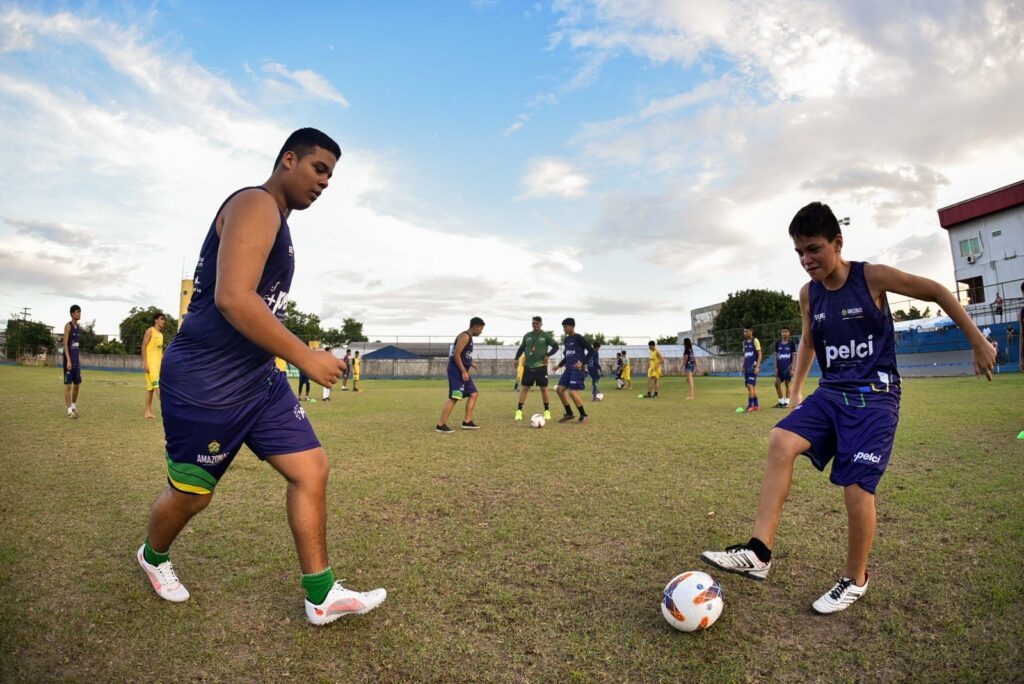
[966,254,978,264]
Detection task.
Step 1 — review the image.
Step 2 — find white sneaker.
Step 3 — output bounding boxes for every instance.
[701,544,771,580]
[812,574,869,614]
[136,545,190,602]
[305,581,387,626]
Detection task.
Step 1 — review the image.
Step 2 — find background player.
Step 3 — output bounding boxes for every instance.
[297,367,311,401]
[437,317,485,433]
[62,304,82,418]
[588,342,603,400]
[513,316,559,422]
[513,352,524,391]
[621,351,632,389]
[352,351,361,392]
[743,324,762,411]
[136,128,384,626]
[683,337,699,400]
[142,311,166,418]
[644,340,664,398]
[773,326,795,408]
[554,317,593,423]
[701,201,996,614]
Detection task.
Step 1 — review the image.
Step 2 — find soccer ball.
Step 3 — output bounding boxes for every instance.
[530,413,545,428]
[661,570,723,632]
[595,392,604,401]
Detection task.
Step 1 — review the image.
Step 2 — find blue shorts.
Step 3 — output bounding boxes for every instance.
[447,364,478,400]
[685,361,696,373]
[776,367,792,382]
[558,368,587,391]
[775,392,899,494]
[162,370,320,495]
[63,367,82,385]
[744,370,758,386]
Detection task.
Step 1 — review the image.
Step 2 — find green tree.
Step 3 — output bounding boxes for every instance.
[78,320,105,353]
[893,306,931,322]
[606,336,626,345]
[95,339,127,355]
[119,307,179,355]
[281,301,322,343]
[483,337,503,345]
[712,289,801,353]
[656,334,678,346]
[4,319,56,359]
[341,317,368,343]
[583,332,607,346]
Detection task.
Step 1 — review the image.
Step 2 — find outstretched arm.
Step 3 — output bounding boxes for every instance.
[865,264,996,380]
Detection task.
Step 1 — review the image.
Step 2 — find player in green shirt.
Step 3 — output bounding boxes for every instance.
[513,316,560,422]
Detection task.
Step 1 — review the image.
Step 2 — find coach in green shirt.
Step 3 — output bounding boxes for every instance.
[513,316,560,422]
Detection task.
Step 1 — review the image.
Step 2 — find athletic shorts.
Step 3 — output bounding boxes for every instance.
[145,371,159,391]
[621,369,631,380]
[685,362,695,373]
[447,364,478,400]
[353,373,360,381]
[776,367,792,383]
[775,392,899,494]
[648,369,661,379]
[63,367,82,385]
[558,368,586,391]
[745,370,758,386]
[522,366,549,388]
[162,370,320,495]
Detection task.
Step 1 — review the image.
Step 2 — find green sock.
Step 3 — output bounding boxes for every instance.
[301,567,335,605]
[143,538,170,566]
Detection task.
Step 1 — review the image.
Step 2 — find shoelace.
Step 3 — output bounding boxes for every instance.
[828,577,853,600]
[724,544,749,553]
[157,561,181,588]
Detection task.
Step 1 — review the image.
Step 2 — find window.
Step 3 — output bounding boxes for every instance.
[958,276,985,305]
[992,229,1002,237]
[959,237,982,257]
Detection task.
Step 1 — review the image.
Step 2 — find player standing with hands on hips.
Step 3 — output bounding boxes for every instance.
[702,201,996,614]
[136,128,385,626]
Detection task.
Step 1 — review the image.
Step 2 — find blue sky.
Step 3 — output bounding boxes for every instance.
[1,1,1022,342]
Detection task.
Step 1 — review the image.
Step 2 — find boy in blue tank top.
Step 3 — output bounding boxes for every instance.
[742,325,762,411]
[62,304,82,418]
[773,326,795,408]
[136,128,386,625]
[702,202,996,614]
[436,317,485,433]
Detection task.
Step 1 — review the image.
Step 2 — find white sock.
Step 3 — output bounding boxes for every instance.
[322,387,330,399]
[71,402,77,410]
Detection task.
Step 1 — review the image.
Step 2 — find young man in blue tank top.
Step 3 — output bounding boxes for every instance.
[62,304,82,418]
[136,128,386,625]
[703,202,996,614]
[436,317,485,433]
[773,326,795,408]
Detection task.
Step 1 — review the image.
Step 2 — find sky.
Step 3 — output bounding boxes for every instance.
[1,1,1022,343]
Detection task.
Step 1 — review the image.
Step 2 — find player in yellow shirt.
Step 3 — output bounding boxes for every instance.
[352,351,361,392]
[142,312,166,418]
[644,340,664,398]
[513,352,525,391]
[621,353,632,389]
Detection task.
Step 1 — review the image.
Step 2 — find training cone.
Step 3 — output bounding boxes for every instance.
[735,407,745,412]
[1017,430,1024,440]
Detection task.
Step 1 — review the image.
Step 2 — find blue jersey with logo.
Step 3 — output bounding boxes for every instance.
[775,340,795,373]
[65,322,81,367]
[162,187,294,408]
[587,348,601,375]
[449,332,474,369]
[562,333,592,369]
[742,338,760,372]
[809,261,900,406]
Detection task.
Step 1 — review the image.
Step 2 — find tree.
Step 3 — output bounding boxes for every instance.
[583,332,607,346]
[119,306,179,355]
[95,339,127,355]
[78,320,105,353]
[656,334,678,346]
[4,319,56,359]
[712,289,801,353]
[893,306,931,322]
[341,317,368,343]
[483,337,503,345]
[606,336,626,345]
[281,301,322,343]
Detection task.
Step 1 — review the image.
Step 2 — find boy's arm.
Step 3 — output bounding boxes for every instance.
[865,264,996,380]
[513,342,525,361]
[141,328,152,373]
[755,340,763,371]
[62,323,71,370]
[790,284,816,406]
[215,190,342,386]
[452,333,470,375]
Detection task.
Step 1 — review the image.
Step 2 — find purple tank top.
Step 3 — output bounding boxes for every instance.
[809,261,900,405]
[162,187,294,408]
[450,332,474,368]
[65,323,81,367]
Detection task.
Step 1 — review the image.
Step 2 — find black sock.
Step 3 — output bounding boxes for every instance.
[518,402,524,410]
[563,404,573,416]
[746,537,772,563]
[543,402,549,410]
[577,405,587,417]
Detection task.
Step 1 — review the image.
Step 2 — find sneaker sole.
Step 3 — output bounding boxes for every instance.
[700,554,769,581]
[461,425,480,430]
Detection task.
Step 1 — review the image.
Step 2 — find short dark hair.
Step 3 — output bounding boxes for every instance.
[470,316,485,327]
[532,316,542,323]
[744,323,754,330]
[789,201,842,241]
[780,326,789,332]
[593,343,602,349]
[273,128,341,170]
[153,311,165,323]
[70,304,80,314]
[648,340,655,347]
[562,317,575,326]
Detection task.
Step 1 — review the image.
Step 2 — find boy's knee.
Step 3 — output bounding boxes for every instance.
[767,428,804,461]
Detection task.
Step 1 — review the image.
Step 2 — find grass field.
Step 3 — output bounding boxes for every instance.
[1,365,1022,682]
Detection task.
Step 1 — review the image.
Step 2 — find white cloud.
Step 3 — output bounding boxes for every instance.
[519,158,590,198]
[261,61,350,107]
